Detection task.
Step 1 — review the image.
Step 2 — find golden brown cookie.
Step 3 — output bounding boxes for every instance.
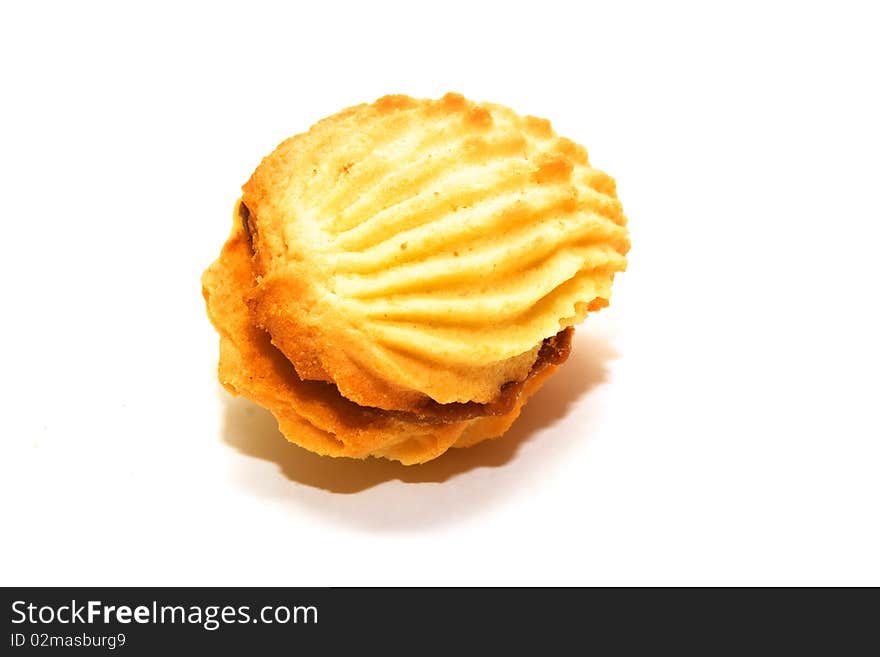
[241,93,628,412]
[202,92,629,464]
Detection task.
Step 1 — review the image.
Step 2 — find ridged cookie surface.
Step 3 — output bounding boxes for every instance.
[242,93,628,410]
[202,219,560,464]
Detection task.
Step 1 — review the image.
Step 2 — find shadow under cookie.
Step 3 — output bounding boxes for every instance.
[221,329,616,495]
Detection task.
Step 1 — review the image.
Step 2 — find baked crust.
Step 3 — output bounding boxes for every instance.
[202,219,562,464]
[241,93,628,411]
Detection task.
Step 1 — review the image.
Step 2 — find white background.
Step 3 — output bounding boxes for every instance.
[1,1,878,586]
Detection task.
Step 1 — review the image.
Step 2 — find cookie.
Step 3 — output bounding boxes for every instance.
[203,93,628,463]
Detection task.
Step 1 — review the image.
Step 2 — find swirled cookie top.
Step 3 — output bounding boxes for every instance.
[242,93,628,406]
